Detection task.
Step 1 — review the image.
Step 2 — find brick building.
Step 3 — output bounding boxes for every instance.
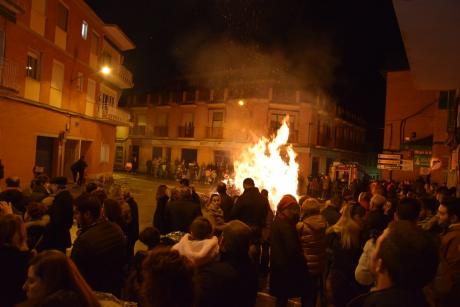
[0,0,134,185]
[119,79,367,180]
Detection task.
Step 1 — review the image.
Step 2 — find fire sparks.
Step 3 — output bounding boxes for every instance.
[232,117,299,211]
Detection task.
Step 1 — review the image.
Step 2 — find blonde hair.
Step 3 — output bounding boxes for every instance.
[327,203,363,249]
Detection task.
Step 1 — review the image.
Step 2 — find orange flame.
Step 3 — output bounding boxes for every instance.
[232,116,299,211]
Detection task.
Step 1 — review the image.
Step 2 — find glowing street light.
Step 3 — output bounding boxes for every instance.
[100,65,111,75]
[238,100,245,106]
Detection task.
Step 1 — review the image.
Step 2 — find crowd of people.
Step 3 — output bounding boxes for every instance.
[0,170,460,307]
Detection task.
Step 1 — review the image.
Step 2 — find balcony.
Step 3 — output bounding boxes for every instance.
[206,127,224,139]
[130,125,146,136]
[178,125,194,138]
[317,133,334,147]
[0,57,19,94]
[153,126,168,137]
[95,104,131,126]
[101,64,134,89]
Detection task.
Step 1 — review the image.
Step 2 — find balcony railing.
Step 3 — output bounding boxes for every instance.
[0,57,19,92]
[95,104,130,125]
[118,64,133,88]
[178,125,194,138]
[153,126,168,137]
[206,126,223,139]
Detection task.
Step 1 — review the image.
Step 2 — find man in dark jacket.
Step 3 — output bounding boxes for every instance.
[71,156,87,185]
[71,193,127,297]
[230,178,269,236]
[196,220,258,307]
[217,182,234,222]
[165,187,201,232]
[40,176,73,252]
[123,187,139,259]
[270,195,309,306]
[348,221,438,307]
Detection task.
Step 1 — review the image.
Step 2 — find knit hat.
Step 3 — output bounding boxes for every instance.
[301,198,321,217]
[277,194,298,212]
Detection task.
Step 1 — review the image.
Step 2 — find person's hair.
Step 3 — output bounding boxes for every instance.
[28,250,100,307]
[327,203,364,249]
[36,174,49,186]
[6,177,20,187]
[301,198,321,218]
[85,182,98,194]
[242,178,255,188]
[220,220,252,257]
[90,189,107,204]
[108,184,123,201]
[141,248,194,307]
[139,227,161,249]
[170,188,179,201]
[216,182,227,194]
[178,187,192,201]
[156,185,168,200]
[103,199,124,226]
[207,193,221,208]
[75,194,101,220]
[260,189,269,199]
[378,221,439,290]
[420,197,438,215]
[26,201,48,220]
[396,197,421,222]
[190,217,213,240]
[370,194,386,210]
[179,178,190,187]
[0,214,27,249]
[444,197,460,220]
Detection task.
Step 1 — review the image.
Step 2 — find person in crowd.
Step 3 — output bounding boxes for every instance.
[40,176,73,252]
[202,193,225,232]
[260,188,274,274]
[140,248,195,307]
[230,177,269,266]
[122,186,139,260]
[30,174,50,202]
[85,182,99,194]
[172,217,219,267]
[322,195,342,227]
[326,203,366,307]
[437,197,460,306]
[23,201,50,251]
[418,197,439,231]
[0,176,28,215]
[103,199,127,233]
[71,156,88,186]
[297,198,327,307]
[71,194,127,297]
[394,197,421,224]
[270,195,309,307]
[348,221,439,307]
[0,214,32,307]
[153,184,169,234]
[195,220,258,307]
[165,186,202,233]
[22,250,101,307]
[180,178,201,205]
[124,227,161,302]
[357,192,371,214]
[364,194,389,241]
[217,182,234,222]
[321,175,331,200]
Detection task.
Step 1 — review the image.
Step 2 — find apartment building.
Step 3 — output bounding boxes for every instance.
[0,0,134,185]
[120,82,367,179]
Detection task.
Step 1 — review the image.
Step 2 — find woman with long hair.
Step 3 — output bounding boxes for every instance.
[22,250,100,307]
[153,185,169,234]
[0,214,32,306]
[326,203,366,307]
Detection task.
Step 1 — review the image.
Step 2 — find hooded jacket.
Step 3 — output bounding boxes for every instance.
[172,234,220,266]
[297,214,327,276]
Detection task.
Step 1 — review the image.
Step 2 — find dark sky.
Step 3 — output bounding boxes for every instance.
[85,0,407,147]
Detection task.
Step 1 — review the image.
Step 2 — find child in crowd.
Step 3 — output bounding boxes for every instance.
[172,217,219,266]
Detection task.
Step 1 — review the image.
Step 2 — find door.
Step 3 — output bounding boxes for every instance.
[35,136,56,177]
[181,149,197,166]
[311,157,319,177]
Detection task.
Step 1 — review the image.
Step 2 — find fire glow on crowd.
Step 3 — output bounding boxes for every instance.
[230,117,299,211]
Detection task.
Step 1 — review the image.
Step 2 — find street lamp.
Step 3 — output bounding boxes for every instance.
[238,99,245,106]
[100,65,111,76]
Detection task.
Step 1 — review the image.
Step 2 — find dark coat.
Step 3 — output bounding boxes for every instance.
[269,216,309,298]
[153,195,169,234]
[364,209,389,240]
[196,253,258,307]
[347,287,430,307]
[71,220,127,297]
[0,246,32,307]
[219,192,234,222]
[231,187,269,231]
[0,188,28,214]
[125,197,139,257]
[41,189,73,252]
[322,206,341,227]
[326,232,366,307]
[165,199,202,233]
[297,214,328,276]
[440,223,460,306]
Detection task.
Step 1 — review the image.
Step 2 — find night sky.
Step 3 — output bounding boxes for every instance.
[85,0,408,149]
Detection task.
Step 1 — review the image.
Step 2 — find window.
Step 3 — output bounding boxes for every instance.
[211,111,224,127]
[51,60,64,91]
[57,2,68,31]
[81,20,88,40]
[76,72,83,91]
[26,53,40,80]
[100,143,110,163]
[90,32,99,54]
[86,79,96,102]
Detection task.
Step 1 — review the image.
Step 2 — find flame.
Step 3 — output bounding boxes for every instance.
[231,117,299,212]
